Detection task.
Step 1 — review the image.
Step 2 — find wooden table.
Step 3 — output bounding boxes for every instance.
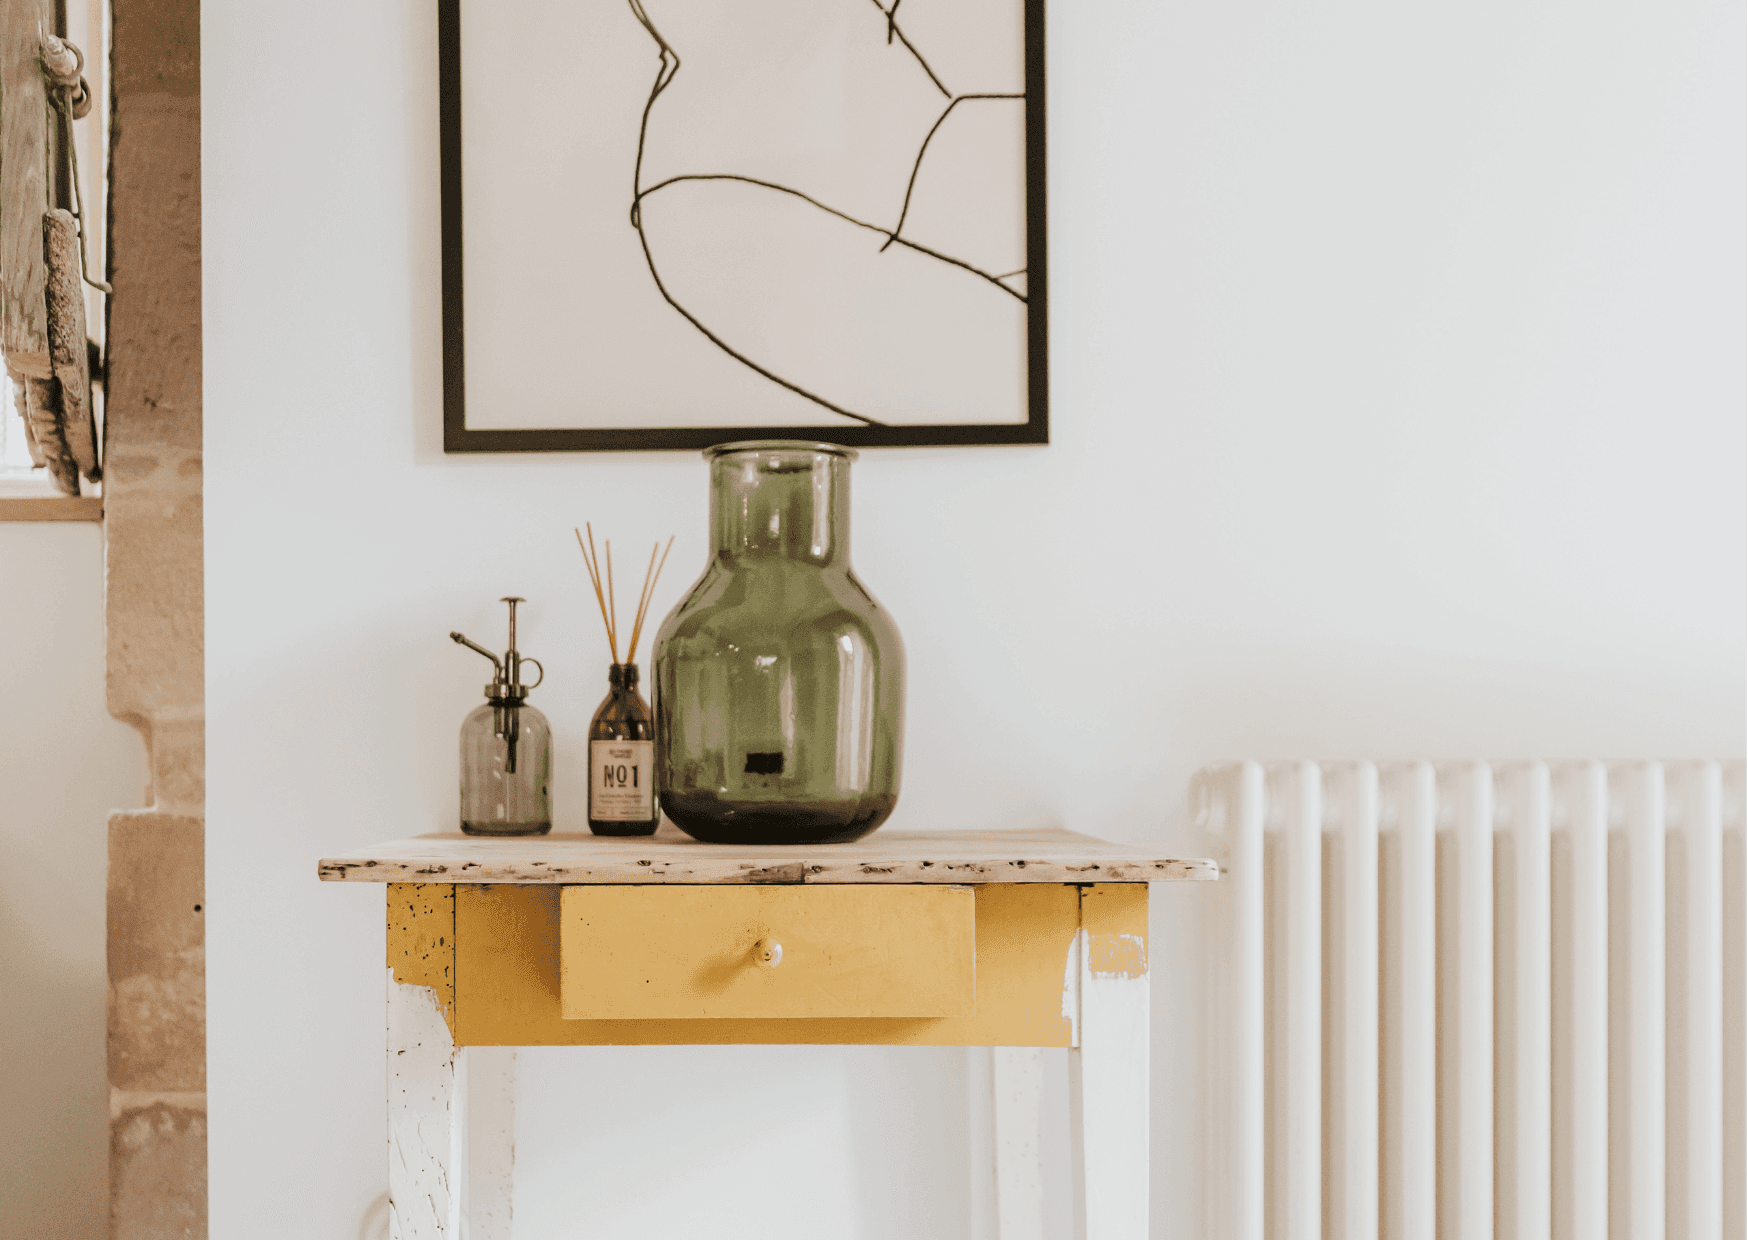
[319,827,1218,1239]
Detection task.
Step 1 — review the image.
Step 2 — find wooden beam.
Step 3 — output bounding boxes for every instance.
[0,493,99,520]
[44,208,95,478]
[1,0,52,379]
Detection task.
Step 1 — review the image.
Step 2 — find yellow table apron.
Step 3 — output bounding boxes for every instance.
[321,826,1217,1239]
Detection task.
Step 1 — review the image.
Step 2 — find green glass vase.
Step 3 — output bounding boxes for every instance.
[652,441,906,844]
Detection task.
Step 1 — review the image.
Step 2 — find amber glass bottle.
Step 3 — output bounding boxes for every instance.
[588,662,659,836]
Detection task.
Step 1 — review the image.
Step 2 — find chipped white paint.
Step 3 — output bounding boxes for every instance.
[320,825,1218,886]
[389,975,518,1240]
[466,1047,516,1240]
[1068,932,1149,1239]
[1061,929,1082,1048]
[991,1047,1045,1240]
[388,973,464,1240]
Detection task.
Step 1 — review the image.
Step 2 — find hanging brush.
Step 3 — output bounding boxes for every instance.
[575,524,675,666]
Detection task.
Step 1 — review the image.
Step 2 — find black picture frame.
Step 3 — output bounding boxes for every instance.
[439,0,1047,453]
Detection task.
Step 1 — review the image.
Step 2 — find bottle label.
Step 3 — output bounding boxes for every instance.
[590,740,655,821]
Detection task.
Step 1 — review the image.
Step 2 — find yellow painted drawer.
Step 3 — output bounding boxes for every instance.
[559,885,976,1020]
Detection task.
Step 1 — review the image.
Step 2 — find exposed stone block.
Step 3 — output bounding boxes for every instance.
[110,1101,206,1240]
[107,812,203,1094]
[106,1,204,1232]
[103,462,203,728]
[105,91,201,458]
[146,716,203,815]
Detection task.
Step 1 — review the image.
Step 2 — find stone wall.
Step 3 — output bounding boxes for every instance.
[104,0,203,1235]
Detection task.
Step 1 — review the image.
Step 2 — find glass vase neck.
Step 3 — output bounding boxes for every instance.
[708,442,853,567]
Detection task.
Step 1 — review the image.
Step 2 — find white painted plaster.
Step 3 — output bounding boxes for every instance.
[204,0,1743,1236]
[1062,929,1084,1047]
[0,524,145,1240]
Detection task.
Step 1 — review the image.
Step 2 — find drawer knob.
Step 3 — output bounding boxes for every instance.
[752,938,783,968]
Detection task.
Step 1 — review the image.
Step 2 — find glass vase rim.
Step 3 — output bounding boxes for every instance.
[703,439,859,462]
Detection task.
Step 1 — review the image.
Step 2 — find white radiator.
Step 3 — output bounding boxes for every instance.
[1193,760,1746,1240]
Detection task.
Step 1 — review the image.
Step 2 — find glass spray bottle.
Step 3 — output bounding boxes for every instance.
[450,597,551,836]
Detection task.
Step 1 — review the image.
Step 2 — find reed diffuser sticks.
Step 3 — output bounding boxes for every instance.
[574,524,674,664]
[576,525,672,837]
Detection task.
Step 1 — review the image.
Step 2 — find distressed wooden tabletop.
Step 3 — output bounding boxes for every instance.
[318,825,1219,885]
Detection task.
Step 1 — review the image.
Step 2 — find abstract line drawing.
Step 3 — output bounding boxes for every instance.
[626,0,1027,427]
[440,0,1045,451]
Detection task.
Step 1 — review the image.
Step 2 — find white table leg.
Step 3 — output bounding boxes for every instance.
[1069,885,1150,1240]
[467,1046,517,1240]
[992,1046,1046,1240]
[387,975,518,1240]
[389,971,466,1239]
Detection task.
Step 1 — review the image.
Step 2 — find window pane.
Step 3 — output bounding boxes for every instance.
[0,375,39,477]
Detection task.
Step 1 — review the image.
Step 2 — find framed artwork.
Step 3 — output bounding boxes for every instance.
[440,0,1046,452]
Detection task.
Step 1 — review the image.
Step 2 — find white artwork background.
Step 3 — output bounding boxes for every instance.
[462,0,1028,430]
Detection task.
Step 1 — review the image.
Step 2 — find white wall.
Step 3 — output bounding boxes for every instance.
[0,524,146,1240]
[205,0,1743,1236]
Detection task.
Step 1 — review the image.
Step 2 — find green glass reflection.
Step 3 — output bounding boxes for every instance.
[652,441,905,844]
